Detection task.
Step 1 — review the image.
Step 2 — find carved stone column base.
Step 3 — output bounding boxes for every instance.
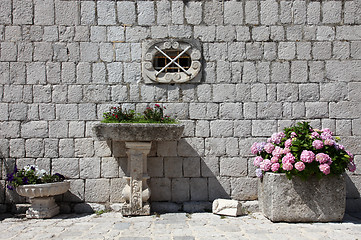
[26,197,60,219]
[121,203,150,216]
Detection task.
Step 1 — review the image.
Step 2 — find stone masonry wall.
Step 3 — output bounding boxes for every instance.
[0,0,361,213]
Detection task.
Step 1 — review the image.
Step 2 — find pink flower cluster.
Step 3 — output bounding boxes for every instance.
[312,140,323,150]
[268,132,285,144]
[300,150,315,163]
[251,142,266,155]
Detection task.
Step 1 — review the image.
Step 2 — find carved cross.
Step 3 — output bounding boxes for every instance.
[154,46,192,76]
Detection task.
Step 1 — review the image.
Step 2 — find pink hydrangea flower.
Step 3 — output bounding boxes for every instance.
[319,164,330,175]
[321,131,333,140]
[290,132,297,138]
[282,153,295,164]
[283,148,291,154]
[348,162,356,172]
[253,156,263,167]
[312,140,323,150]
[295,162,305,171]
[251,142,266,154]
[251,142,259,155]
[311,131,320,139]
[271,156,279,163]
[260,159,272,171]
[285,139,292,148]
[268,132,285,144]
[300,150,315,163]
[316,153,332,164]
[322,128,333,135]
[271,163,280,172]
[282,162,293,171]
[264,143,275,154]
[324,139,334,146]
[272,146,283,158]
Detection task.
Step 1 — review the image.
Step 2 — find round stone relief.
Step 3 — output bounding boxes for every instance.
[142,40,202,84]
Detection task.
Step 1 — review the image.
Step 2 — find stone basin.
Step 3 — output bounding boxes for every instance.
[92,123,184,142]
[16,181,70,198]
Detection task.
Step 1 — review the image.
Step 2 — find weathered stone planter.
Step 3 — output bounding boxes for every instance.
[16,181,70,219]
[258,172,346,222]
[92,123,184,216]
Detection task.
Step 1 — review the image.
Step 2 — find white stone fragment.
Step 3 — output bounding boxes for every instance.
[212,199,243,217]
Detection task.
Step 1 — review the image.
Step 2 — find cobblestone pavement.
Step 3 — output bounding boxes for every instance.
[1,212,361,240]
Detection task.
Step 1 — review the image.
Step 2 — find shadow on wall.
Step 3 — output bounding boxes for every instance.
[345,174,361,212]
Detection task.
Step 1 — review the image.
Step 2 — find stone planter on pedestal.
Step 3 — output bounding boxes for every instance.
[16,181,70,219]
[258,172,346,222]
[92,123,184,216]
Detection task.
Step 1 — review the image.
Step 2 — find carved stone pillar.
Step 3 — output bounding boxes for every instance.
[121,142,152,216]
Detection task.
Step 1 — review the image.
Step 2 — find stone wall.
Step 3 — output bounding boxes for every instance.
[0,0,361,213]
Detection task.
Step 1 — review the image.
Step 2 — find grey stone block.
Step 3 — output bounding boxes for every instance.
[109,178,126,203]
[34,0,54,25]
[216,26,236,42]
[74,138,94,158]
[252,26,270,41]
[0,0,11,24]
[97,1,116,25]
[25,139,44,158]
[171,1,184,24]
[169,25,192,38]
[296,42,311,60]
[322,1,342,24]
[260,0,278,25]
[236,26,251,41]
[85,179,110,203]
[185,1,202,25]
[138,1,155,26]
[212,199,242,216]
[190,178,208,201]
[83,85,111,103]
[81,1,95,25]
[21,121,47,138]
[151,202,181,213]
[101,157,118,178]
[52,158,79,179]
[286,25,302,41]
[79,157,100,179]
[204,1,223,25]
[220,157,247,177]
[55,0,78,25]
[307,2,320,24]
[171,178,190,202]
[117,1,136,25]
[49,121,68,138]
[280,1,292,23]
[293,0,306,24]
[44,139,58,158]
[1,42,17,61]
[330,102,361,119]
[312,42,331,60]
[107,27,125,43]
[210,120,233,137]
[80,43,98,62]
[246,42,262,60]
[231,177,258,201]
[150,178,171,201]
[183,157,201,178]
[278,42,295,60]
[208,177,231,201]
[9,139,25,158]
[59,139,74,158]
[305,102,328,118]
[245,1,259,24]
[259,173,346,222]
[90,26,106,42]
[224,1,243,25]
[271,61,289,83]
[205,138,226,157]
[13,0,33,24]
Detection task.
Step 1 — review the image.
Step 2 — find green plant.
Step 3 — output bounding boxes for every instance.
[102,104,177,124]
[6,165,65,190]
[251,122,355,180]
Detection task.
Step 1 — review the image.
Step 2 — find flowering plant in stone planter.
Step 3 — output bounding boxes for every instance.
[102,104,176,123]
[251,122,356,180]
[6,165,65,190]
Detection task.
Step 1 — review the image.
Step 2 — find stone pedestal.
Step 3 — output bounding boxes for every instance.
[121,142,152,216]
[27,197,59,218]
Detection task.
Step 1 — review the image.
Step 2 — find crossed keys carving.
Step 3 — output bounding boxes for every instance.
[154,46,192,77]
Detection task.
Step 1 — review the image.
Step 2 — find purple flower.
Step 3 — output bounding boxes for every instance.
[6,173,14,182]
[7,185,14,190]
[348,162,356,172]
[255,169,263,178]
[22,177,29,184]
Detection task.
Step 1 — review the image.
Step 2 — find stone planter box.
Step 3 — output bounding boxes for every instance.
[258,172,346,222]
[92,123,184,142]
[16,181,70,219]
